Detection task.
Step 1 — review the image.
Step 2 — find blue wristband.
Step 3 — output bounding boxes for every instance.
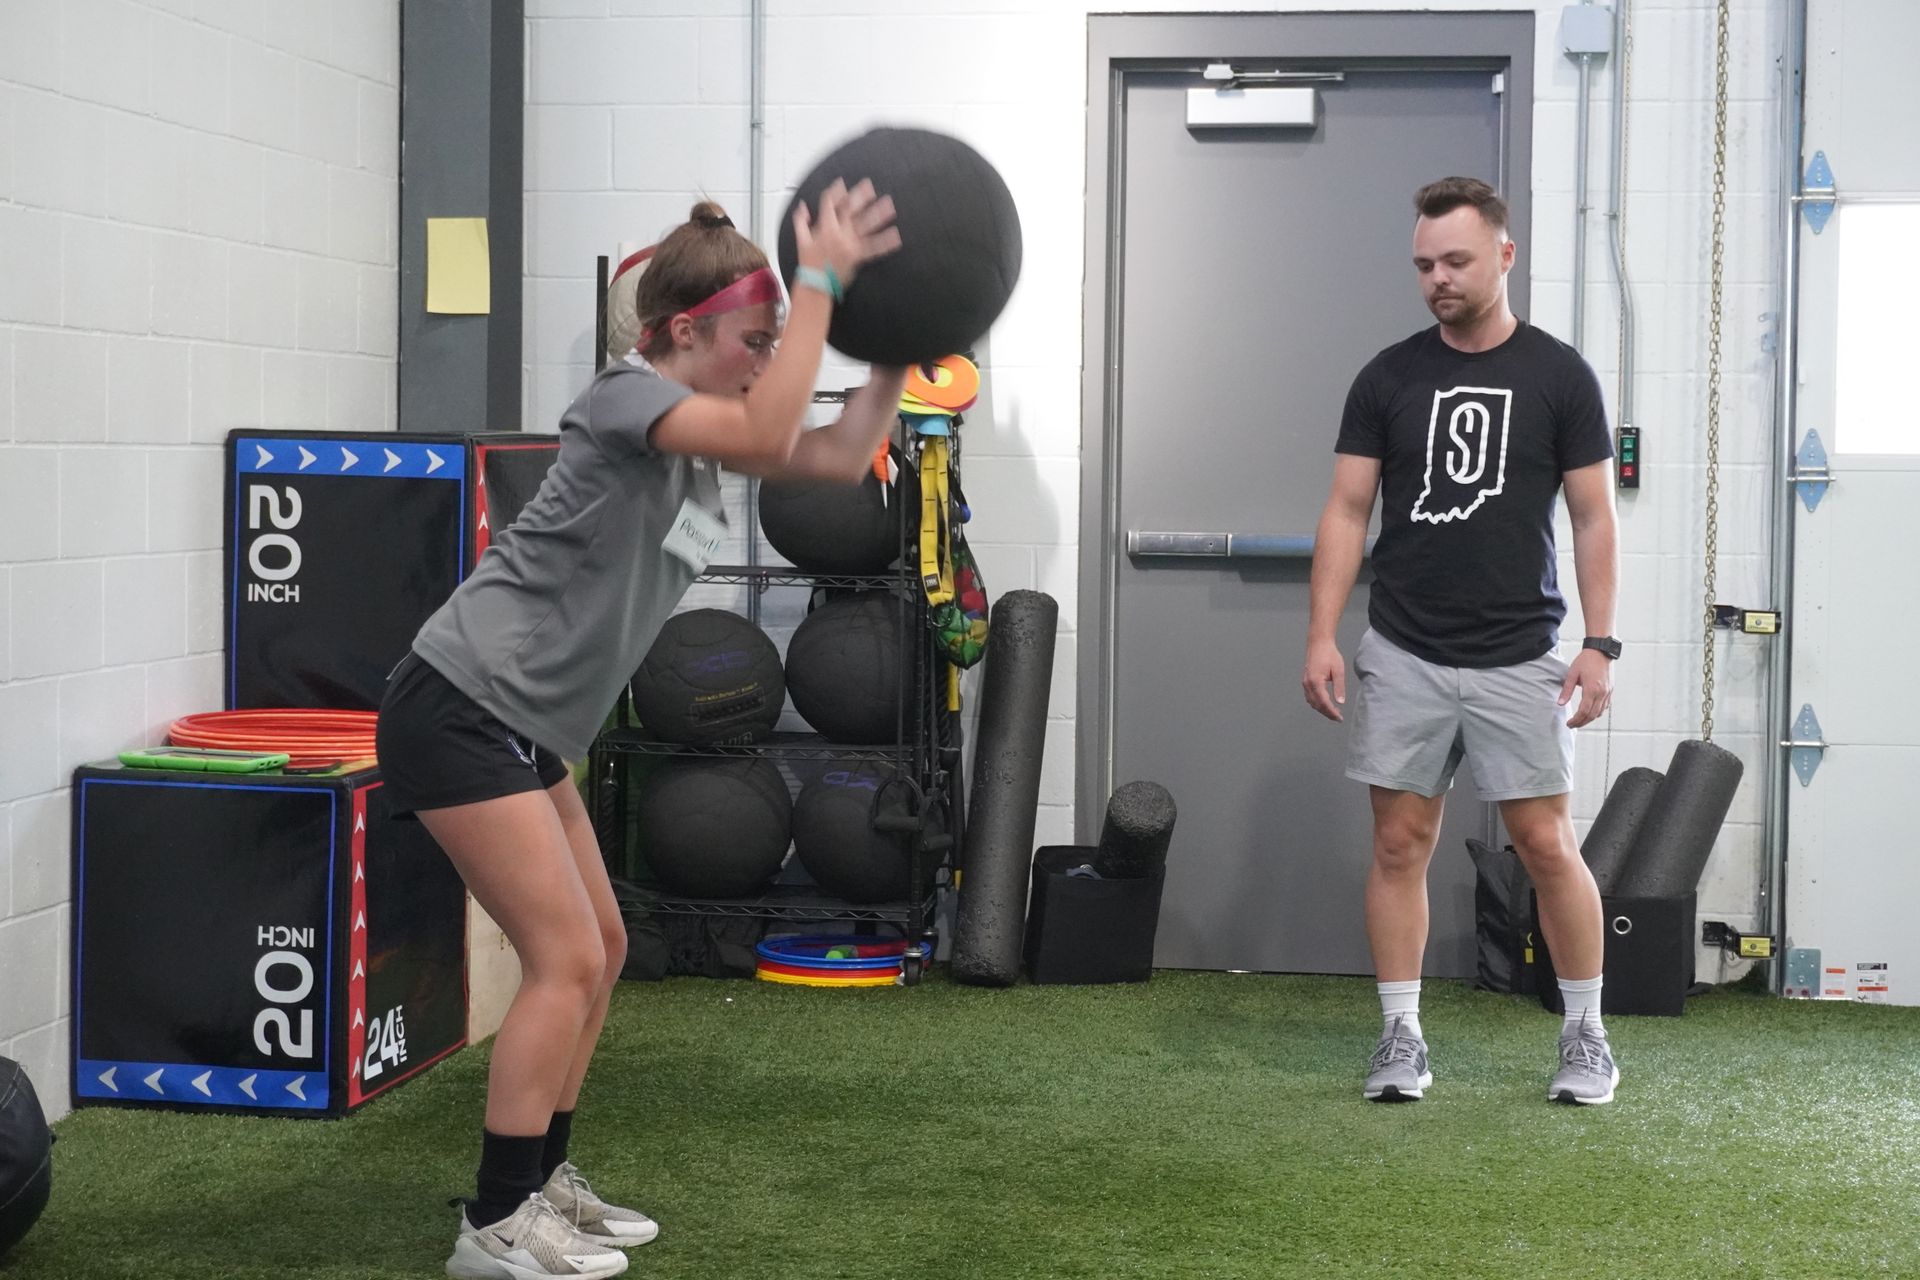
[794,264,844,302]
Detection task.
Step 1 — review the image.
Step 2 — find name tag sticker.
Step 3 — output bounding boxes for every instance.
[663,497,727,571]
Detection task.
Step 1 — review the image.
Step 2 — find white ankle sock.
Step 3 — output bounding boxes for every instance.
[1558,976,1606,1036]
[1377,980,1422,1038]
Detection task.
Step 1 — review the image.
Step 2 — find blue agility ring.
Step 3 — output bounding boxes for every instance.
[754,935,907,970]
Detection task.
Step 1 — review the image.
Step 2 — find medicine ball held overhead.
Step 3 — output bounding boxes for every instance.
[785,592,906,746]
[777,127,1023,365]
[630,609,785,747]
[758,445,917,577]
[635,756,792,899]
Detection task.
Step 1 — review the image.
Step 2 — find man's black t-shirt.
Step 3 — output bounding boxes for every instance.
[1335,321,1613,669]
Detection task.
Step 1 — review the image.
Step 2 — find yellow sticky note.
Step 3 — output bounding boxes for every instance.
[426,217,491,314]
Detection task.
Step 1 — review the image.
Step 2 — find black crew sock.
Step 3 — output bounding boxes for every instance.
[542,1109,575,1182]
[468,1130,546,1228]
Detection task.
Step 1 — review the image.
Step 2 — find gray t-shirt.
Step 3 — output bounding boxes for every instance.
[412,364,721,761]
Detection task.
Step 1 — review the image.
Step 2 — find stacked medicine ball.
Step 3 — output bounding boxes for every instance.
[758,444,916,579]
[625,594,919,901]
[791,763,940,904]
[628,609,791,897]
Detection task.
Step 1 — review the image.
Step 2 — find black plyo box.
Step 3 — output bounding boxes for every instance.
[224,430,559,711]
[71,761,468,1117]
[1532,891,1695,1017]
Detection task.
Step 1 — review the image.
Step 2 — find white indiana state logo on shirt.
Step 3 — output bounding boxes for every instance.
[1412,385,1513,523]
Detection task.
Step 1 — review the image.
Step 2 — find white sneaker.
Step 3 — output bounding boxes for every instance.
[543,1161,660,1247]
[445,1192,631,1279]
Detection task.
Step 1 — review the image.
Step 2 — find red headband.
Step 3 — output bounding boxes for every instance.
[686,266,783,317]
[638,265,785,347]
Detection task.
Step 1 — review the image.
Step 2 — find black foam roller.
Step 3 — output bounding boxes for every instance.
[1580,766,1666,895]
[1092,781,1177,879]
[951,590,1058,986]
[1612,740,1746,898]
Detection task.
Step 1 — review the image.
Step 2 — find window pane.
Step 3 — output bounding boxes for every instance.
[1836,202,1920,455]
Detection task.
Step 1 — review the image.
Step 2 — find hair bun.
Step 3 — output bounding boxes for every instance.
[690,201,734,230]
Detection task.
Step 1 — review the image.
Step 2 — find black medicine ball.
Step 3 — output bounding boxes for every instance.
[635,756,792,899]
[777,127,1023,365]
[758,444,917,576]
[0,1056,52,1260]
[785,592,905,745]
[631,609,785,747]
[793,763,939,904]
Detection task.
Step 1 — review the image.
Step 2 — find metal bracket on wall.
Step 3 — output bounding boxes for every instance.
[1791,429,1831,512]
[1784,704,1827,787]
[1801,150,1836,233]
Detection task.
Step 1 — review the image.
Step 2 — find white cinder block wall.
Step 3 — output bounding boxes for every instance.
[0,0,1789,1120]
[525,0,1787,978]
[0,0,398,1122]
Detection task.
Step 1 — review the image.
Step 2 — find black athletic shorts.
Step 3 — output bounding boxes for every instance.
[376,650,570,817]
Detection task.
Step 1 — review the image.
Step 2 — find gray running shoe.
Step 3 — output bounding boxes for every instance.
[1363,1015,1433,1102]
[543,1162,659,1247]
[1549,1015,1620,1105]
[445,1192,630,1280]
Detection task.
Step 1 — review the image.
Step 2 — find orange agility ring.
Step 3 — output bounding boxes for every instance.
[169,709,380,761]
[903,354,980,413]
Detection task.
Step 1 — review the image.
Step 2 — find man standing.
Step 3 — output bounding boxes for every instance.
[1301,177,1622,1105]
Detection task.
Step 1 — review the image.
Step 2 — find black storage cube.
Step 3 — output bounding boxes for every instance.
[71,761,468,1117]
[1024,845,1166,985]
[224,430,560,711]
[1531,891,1695,1017]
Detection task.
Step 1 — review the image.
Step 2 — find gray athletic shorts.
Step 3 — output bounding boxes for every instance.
[1345,627,1574,802]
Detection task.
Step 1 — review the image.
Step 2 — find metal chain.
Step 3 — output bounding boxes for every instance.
[1701,0,1730,742]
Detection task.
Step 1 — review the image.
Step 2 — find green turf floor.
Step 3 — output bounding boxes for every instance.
[16,971,1920,1279]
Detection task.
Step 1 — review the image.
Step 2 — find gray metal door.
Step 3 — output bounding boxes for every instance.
[1081,14,1534,976]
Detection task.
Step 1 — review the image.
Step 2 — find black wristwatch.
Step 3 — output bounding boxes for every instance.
[1582,636,1623,660]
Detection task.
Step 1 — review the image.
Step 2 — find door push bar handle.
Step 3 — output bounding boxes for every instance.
[1126,532,1375,559]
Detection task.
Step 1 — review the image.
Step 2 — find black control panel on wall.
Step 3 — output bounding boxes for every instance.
[1616,426,1640,490]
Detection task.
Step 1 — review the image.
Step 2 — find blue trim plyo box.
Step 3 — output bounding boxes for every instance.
[223,429,558,712]
[71,762,468,1118]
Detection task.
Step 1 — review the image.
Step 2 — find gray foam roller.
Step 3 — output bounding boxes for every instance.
[1581,766,1666,895]
[1092,781,1177,879]
[950,590,1059,986]
[1613,740,1746,898]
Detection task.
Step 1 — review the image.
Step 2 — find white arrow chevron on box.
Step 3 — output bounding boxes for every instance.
[192,1071,213,1097]
[340,446,359,471]
[297,446,316,470]
[239,1074,258,1100]
[286,1076,307,1101]
[98,1066,119,1092]
[255,445,273,468]
[144,1068,165,1094]
[383,448,401,473]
